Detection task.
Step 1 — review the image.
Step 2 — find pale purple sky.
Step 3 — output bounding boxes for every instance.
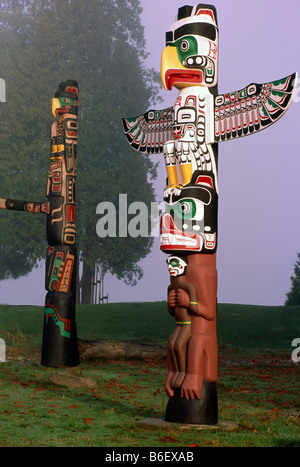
[1,0,299,306]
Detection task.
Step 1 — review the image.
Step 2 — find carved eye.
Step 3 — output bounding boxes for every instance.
[180,40,189,52]
[180,202,191,214]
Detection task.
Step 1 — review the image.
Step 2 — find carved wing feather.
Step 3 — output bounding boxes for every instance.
[122,107,174,154]
[214,72,297,142]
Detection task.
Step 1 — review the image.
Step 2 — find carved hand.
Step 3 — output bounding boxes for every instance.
[168,289,177,308]
[176,289,190,308]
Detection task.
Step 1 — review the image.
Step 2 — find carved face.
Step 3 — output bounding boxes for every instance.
[52,96,78,117]
[161,4,218,90]
[167,255,188,277]
[160,171,218,253]
[52,80,79,117]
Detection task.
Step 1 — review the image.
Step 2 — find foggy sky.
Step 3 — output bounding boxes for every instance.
[1,0,299,306]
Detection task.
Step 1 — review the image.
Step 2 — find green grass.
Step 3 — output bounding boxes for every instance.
[0,302,299,447]
[1,301,297,348]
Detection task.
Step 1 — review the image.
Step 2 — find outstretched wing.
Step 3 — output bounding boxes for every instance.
[214,72,297,142]
[122,107,174,154]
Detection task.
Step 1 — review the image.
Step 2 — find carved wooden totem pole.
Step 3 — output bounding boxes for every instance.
[0,80,80,368]
[42,80,79,367]
[123,4,296,424]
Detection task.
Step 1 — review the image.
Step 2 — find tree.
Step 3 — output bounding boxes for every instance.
[0,0,48,280]
[285,253,300,306]
[0,0,161,303]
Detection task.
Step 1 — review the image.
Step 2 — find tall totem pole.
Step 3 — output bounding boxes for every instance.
[0,80,80,368]
[123,4,296,424]
[42,80,80,367]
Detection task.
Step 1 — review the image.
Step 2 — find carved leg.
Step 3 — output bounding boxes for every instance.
[173,324,191,388]
[165,327,180,397]
[181,332,218,399]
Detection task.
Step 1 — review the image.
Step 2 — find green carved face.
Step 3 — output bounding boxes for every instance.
[167,255,187,277]
[59,96,76,107]
[169,258,180,268]
[52,95,78,117]
[52,80,79,117]
[167,198,197,221]
[174,36,198,65]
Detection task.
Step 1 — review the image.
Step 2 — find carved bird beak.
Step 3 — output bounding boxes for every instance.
[52,98,60,118]
[161,46,204,91]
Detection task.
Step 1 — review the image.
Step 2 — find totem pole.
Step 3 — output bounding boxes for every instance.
[0,80,80,368]
[123,4,296,425]
[42,80,79,367]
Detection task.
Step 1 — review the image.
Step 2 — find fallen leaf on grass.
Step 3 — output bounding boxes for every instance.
[83,417,94,425]
[159,436,180,443]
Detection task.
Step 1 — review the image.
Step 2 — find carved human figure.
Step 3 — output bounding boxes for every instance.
[180,253,218,401]
[165,254,217,402]
[166,255,195,392]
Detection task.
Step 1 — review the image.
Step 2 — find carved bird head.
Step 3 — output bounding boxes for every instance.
[52,80,79,117]
[161,4,218,90]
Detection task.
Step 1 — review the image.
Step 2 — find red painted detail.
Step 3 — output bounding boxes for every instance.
[44,300,71,332]
[195,175,214,189]
[160,213,202,251]
[196,9,215,22]
[66,205,75,223]
[65,87,78,95]
[173,125,185,139]
[165,70,203,90]
[57,258,74,293]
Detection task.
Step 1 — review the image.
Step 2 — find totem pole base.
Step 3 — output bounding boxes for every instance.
[41,292,80,368]
[41,320,80,368]
[165,382,218,425]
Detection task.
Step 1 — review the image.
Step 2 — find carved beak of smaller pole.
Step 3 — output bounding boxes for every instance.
[52,98,60,118]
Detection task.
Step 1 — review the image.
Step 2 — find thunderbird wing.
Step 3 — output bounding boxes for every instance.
[214,72,297,142]
[122,107,174,154]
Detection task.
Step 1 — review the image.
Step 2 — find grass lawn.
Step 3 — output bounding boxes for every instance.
[0,302,299,447]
